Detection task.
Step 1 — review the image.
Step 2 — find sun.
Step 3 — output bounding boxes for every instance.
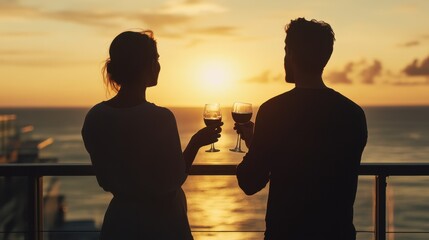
[198,61,234,91]
[189,58,241,103]
[203,66,228,86]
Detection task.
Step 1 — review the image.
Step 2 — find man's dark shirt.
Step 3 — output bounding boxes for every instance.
[237,87,367,240]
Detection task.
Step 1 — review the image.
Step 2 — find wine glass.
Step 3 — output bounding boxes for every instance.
[203,103,222,152]
[230,102,252,153]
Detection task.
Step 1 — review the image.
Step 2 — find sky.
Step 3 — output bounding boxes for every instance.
[1,0,429,107]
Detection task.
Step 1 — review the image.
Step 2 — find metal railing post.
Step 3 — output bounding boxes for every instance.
[28,175,43,240]
[374,175,387,240]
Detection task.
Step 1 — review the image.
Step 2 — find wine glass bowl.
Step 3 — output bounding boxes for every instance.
[230,102,252,153]
[203,103,222,152]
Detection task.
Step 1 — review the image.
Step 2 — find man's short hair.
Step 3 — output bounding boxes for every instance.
[285,18,335,74]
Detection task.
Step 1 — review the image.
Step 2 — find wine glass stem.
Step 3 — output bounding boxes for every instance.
[235,133,241,150]
[238,134,242,150]
[210,143,215,151]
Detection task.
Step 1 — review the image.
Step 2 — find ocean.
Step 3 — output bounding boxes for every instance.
[1,106,429,240]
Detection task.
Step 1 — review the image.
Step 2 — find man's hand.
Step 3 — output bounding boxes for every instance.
[234,122,254,148]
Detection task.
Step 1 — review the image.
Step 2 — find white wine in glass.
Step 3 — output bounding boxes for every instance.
[203,103,222,152]
[230,102,252,153]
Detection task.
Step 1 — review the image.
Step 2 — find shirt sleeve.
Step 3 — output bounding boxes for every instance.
[129,108,187,195]
[236,104,271,195]
[144,108,187,195]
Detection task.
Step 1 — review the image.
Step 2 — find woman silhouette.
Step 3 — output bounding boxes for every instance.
[82,30,222,240]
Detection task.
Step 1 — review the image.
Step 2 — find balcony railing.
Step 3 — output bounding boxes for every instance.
[1,163,429,240]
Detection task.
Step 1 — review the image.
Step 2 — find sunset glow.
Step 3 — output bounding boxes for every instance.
[1,0,429,107]
[199,62,230,88]
[196,59,237,93]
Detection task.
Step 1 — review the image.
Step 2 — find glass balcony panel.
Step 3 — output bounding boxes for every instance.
[387,176,429,239]
[183,176,267,234]
[356,232,374,240]
[192,232,264,240]
[3,164,429,239]
[0,176,30,239]
[0,233,28,240]
[43,176,108,237]
[387,233,429,240]
[354,176,375,233]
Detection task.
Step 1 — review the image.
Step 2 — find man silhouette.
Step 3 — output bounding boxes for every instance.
[236,18,367,240]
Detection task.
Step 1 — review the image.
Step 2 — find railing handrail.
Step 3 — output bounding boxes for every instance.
[1,162,429,176]
[2,162,429,240]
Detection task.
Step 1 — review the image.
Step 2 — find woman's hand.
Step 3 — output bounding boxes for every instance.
[183,122,223,172]
[191,122,223,149]
[234,121,254,148]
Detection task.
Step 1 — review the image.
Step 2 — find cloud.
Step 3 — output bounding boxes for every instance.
[403,56,429,76]
[47,11,235,38]
[245,70,270,83]
[38,9,194,30]
[132,12,193,30]
[160,0,226,15]
[326,71,352,84]
[325,62,354,84]
[398,35,429,48]
[390,79,429,86]
[389,71,429,85]
[0,31,47,37]
[0,58,92,67]
[399,41,420,47]
[0,48,60,66]
[183,0,206,5]
[185,39,204,47]
[326,60,383,85]
[360,60,382,84]
[0,0,234,40]
[45,10,122,28]
[382,58,429,85]
[0,49,47,55]
[188,26,237,36]
[0,2,39,17]
[244,70,283,83]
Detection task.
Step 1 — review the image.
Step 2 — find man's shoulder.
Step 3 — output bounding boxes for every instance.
[259,88,365,118]
[330,89,365,115]
[260,90,294,109]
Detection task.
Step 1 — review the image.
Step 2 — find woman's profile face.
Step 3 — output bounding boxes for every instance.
[146,56,160,87]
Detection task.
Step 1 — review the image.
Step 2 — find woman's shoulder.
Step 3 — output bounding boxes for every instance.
[84,102,107,119]
[84,101,176,124]
[146,103,176,122]
[81,102,107,138]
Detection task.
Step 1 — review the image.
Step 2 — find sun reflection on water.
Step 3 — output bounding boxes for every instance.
[182,176,268,239]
